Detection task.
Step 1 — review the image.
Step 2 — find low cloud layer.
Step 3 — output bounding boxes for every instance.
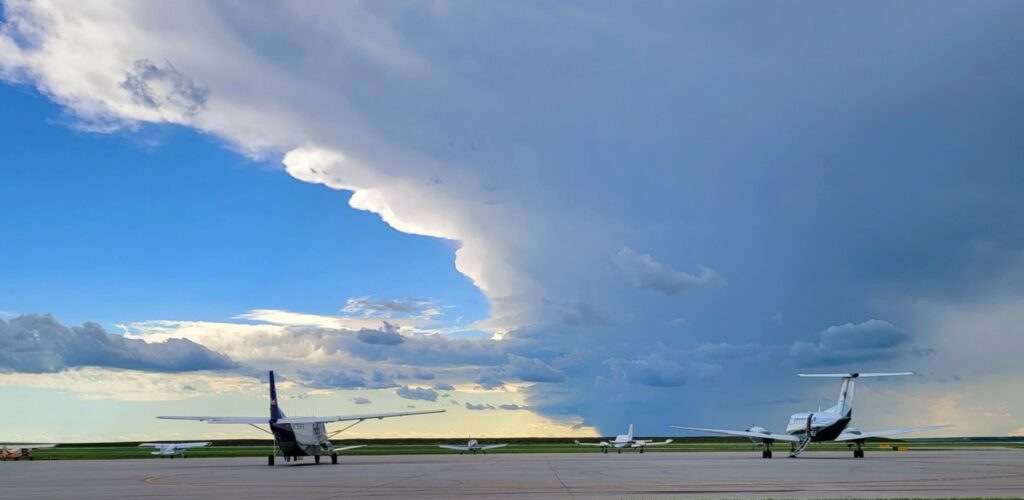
[0,314,237,373]
[396,385,439,402]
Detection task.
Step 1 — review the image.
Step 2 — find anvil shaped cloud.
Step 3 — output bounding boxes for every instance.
[4,0,1024,433]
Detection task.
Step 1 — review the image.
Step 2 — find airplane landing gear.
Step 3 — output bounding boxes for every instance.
[315,455,321,464]
[617,449,621,454]
[762,443,774,458]
[853,441,865,458]
[601,447,607,454]
[639,447,644,454]
[268,455,275,466]
[331,453,338,465]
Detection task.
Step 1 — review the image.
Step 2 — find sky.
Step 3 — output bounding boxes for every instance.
[1,0,1024,441]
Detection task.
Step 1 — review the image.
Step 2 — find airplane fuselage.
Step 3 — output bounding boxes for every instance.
[271,421,332,458]
[1,447,31,460]
[784,411,851,442]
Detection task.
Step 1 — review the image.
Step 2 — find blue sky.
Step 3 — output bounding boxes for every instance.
[2,1,1024,441]
[0,84,486,328]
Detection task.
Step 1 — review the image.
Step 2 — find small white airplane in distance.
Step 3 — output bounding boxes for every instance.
[138,441,210,458]
[159,370,445,466]
[439,439,508,455]
[1,443,55,461]
[673,372,951,459]
[575,424,673,454]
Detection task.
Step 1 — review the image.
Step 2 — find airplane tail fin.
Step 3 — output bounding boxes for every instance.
[269,370,284,422]
[798,372,912,417]
[627,424,634,440]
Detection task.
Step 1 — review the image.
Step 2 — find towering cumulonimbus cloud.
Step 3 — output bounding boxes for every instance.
[4,0,1024,433]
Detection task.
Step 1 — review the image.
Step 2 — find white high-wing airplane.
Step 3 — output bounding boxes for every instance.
[672,372,951,459]
[1,443,55,461]
[159,370,445,466]
[575,424,673,454]
[439,439,508,455]
[138,441,210,458]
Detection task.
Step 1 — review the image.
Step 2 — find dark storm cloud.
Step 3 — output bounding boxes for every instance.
[615,247,725,295]
[789,319,914,368]
[504,354,566,383]
[0,314,237,373]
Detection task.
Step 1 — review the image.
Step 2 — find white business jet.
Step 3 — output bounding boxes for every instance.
[439,439,508,455]
[575,424,673,454]
[672,372,950,458]
[159,370,445,466]
[138,441,210,458]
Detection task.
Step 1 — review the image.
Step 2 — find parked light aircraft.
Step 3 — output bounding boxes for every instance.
[439,439,507,455]
[159,370,445,466]
[1,443,55,461]
[138,441,210,458]
[575,424,673,453]
[673,372,950,458]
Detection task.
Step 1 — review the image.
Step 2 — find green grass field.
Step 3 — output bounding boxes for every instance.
[19,438,1023,461]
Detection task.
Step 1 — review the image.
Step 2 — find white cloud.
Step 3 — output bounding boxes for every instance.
[0,367,260,401]
[3,1,1023,436]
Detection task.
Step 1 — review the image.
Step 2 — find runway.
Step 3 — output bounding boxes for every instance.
[2,450,1023,499]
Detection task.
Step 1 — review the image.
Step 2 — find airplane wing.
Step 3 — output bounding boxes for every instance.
[439,445,470,451]
[671,426,802,443]
[634,439,673,447]
[0,444,55,449]
[157,416,270,424]
[277,409,445,425]
[479,444,508,450]
[174,442,211,449]
[139,442,210,449]
[574,440,611,447]
[332,445,366,452]
[834,425,952,442]
[159,409,444,426]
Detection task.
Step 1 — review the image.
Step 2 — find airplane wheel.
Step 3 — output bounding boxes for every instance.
[315,455,321,464]
[767,450,773,458]
[639,448,644,454]
[602,448,607,454]
[617,449,621,454]
[854,449,864,458]
[331,453,338,465]
[268,455,275,466]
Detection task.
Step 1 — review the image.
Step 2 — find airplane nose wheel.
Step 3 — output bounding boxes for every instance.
[331,453,338,464]
[315,455,321,464]
[268,455,275,466]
